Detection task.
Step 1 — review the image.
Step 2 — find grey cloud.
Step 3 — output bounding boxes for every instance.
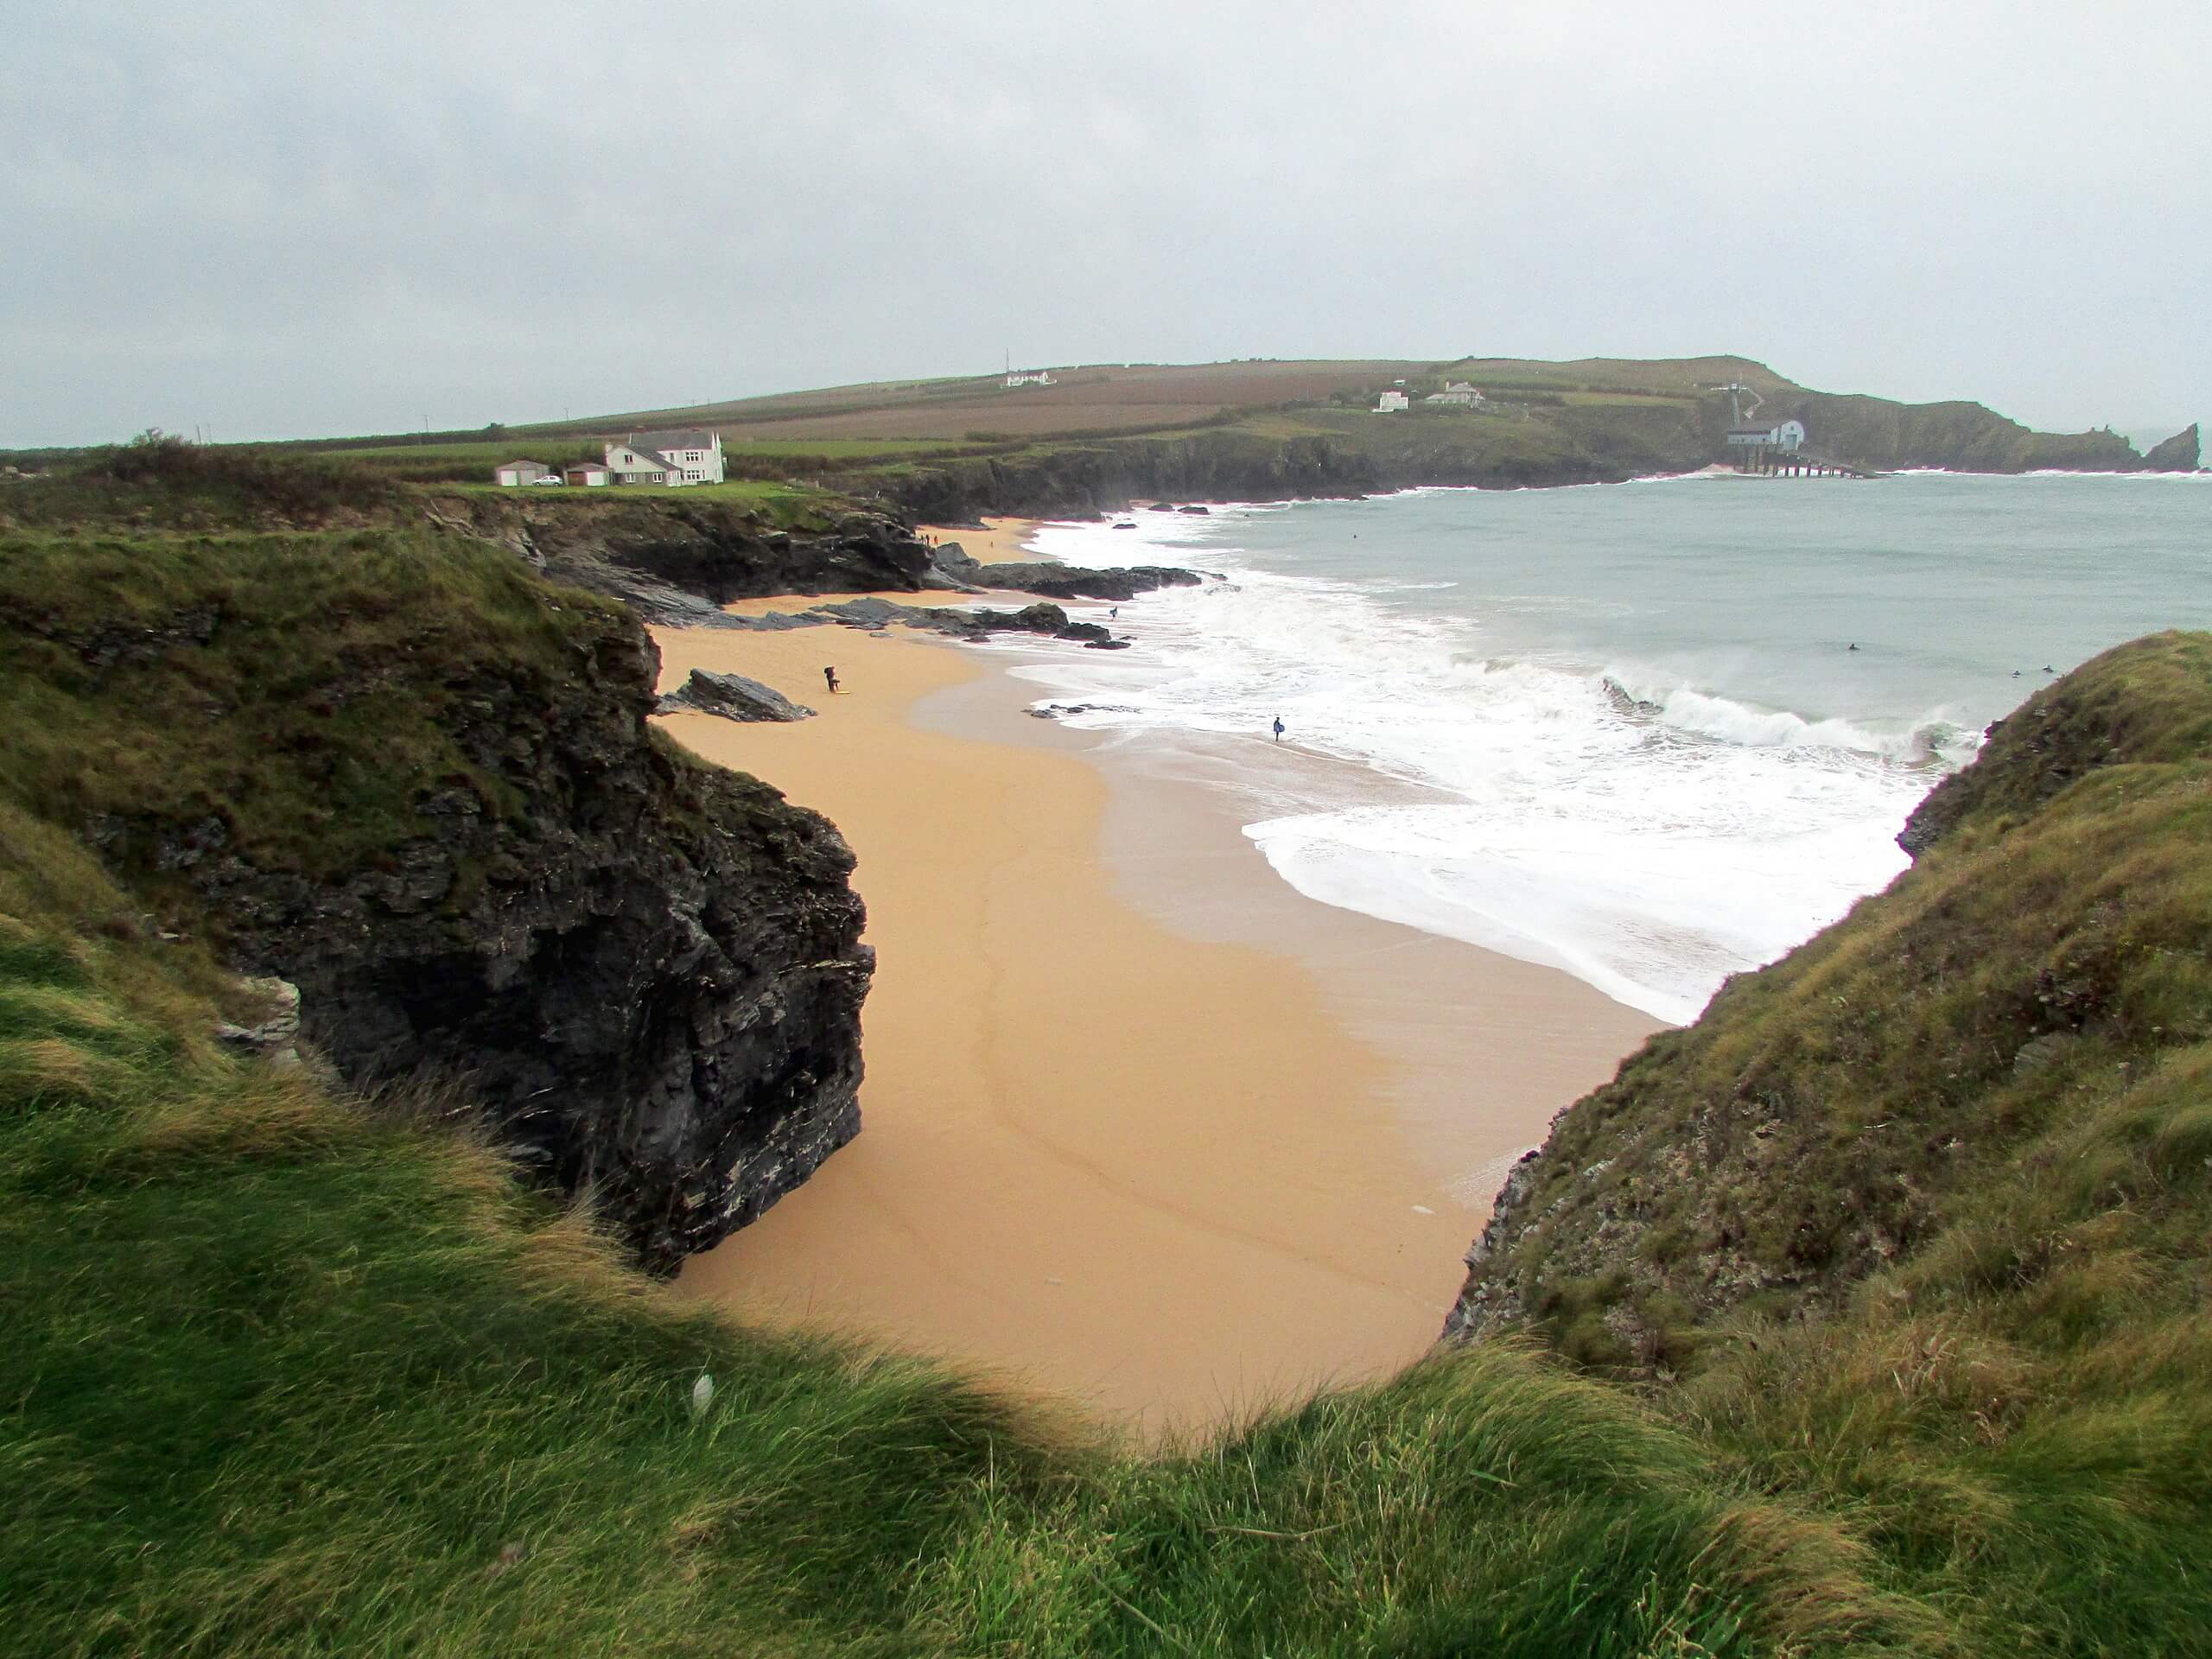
[3,0,2206,445]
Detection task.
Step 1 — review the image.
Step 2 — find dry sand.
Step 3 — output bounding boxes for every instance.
[918,516,1040,563]
[658,620,1658,1439]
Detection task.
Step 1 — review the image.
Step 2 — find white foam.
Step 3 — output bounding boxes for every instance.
[1009,537,1938,1023]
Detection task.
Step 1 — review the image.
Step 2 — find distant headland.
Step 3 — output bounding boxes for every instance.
[6,356,2196,532]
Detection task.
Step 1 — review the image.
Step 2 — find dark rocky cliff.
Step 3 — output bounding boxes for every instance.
[880,430,1389,523]
[2144,423,2201,472]
[1701,391,2154,473]
[1443,632,2212,1370]
[436,489,937,613]
[0,528,872,1272]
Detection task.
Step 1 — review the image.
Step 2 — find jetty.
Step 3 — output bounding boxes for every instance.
[1738,447,1884,479]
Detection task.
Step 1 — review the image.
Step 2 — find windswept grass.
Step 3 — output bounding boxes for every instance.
[0,526,633,899]
[4,511,2210,1654]
[0,798,1926,1657]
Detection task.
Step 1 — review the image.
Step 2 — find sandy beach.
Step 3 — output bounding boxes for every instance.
[917,516,1041,563]
[658,616,1657,1439]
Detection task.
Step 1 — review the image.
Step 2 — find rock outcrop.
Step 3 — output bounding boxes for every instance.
[432,489,936,613]
[658,668,815,722]
[203,622,868,1274]
[2144,423,2201,472]
[0,531,873,1274]
[928,541,1205,601]
[808,595,1084,641]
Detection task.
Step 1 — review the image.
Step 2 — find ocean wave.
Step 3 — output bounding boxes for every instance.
[1008,552,1939,1021]
[1601,674,1980,766]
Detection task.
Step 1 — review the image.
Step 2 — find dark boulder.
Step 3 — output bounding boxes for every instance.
[657,668,815,722]
[809,596,1072,642]
[978,561,1204,601]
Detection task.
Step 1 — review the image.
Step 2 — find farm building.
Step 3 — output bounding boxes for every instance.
[604,429,725,486]
[1375,390,1410,412]
[1004,370,1057,387]
[563,461,612,486]
[1422,382,1486,408]
[492,460,552,486]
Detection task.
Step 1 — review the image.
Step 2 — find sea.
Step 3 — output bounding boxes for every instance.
[988,471,2212,1026]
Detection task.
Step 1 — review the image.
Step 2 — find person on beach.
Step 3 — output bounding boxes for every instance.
[823,666,840,694]
[1272,715,1285,742]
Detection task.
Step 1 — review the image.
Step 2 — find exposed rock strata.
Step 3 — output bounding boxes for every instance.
[658,668,815,722]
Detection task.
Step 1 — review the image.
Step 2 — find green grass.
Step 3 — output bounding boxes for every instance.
[0,801,1922,1657]
[443,476,865,530]
[0,526,634,904]
[6,518,2212,1652]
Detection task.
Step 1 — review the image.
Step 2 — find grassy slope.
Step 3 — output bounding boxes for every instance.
[1452,633,2212,1652]
[0,437,876,555]
[4,503,2210,1650]
[3,805,1914,1658]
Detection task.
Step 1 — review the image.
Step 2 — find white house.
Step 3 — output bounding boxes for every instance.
[1422,381,1486,408]
[1725,417,1807,454]
[603,429,725,486]
[493,460,551,486]
[563,461,612,486]
[1375,390,1410,413]
[1004,370,1057,387]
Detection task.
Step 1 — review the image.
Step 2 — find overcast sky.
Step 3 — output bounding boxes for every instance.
[5,2,2207,448]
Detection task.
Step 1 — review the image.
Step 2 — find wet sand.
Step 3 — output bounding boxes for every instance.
[658,620,1658,1439]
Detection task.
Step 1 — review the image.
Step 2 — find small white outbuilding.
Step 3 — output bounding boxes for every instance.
[1375,390,1410,413]
[493,460,551,486]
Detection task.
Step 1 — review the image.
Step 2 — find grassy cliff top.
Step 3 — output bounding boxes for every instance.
[0,524,639,906]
